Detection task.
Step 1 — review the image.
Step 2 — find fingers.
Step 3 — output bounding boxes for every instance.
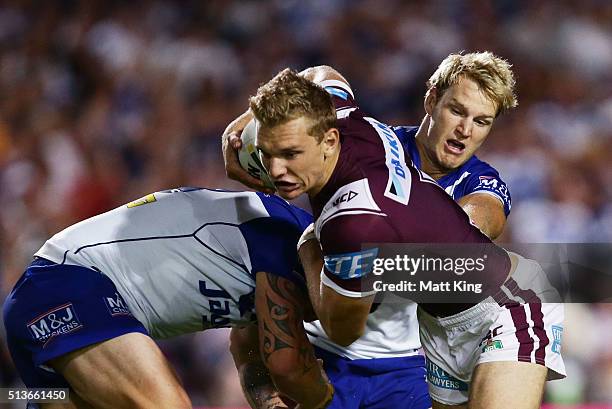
[223,131,275,193]
[228,131,243,150]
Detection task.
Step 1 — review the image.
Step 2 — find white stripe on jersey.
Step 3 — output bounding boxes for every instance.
[318,79,355,99]
[444,171,471,196]
[336,107,357,119]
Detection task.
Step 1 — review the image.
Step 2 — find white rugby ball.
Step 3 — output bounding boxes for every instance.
[238,119,276,190]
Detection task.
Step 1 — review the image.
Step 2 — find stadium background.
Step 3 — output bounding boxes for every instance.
[0,0,610,407]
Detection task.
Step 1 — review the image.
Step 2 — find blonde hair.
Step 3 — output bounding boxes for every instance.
[427,52,518,116]
[249,68,336,141]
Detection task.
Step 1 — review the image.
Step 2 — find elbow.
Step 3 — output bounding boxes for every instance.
[327,329,362,347]
[229,327,256,365]
[320,317,363,347]
[266,355,307,387]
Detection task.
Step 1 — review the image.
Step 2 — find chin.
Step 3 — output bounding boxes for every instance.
[277,189,303,200]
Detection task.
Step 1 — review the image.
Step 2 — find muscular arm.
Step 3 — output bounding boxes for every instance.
[255,272,333,408]
[457,193,507,240]
[230,326,289,409]
[298,237,374,347]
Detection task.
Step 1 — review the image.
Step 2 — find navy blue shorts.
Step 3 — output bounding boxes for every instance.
[3,258,148,388]
[315,347,431,409]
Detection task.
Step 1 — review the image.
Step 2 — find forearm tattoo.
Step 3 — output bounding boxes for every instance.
[259,274,316,374]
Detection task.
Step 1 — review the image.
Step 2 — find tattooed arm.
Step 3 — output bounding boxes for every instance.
[255,272,334,409]
[230,326,290,409]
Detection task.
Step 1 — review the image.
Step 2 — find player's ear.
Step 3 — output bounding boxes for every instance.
[424,88,437,116]
[322,128,340,159]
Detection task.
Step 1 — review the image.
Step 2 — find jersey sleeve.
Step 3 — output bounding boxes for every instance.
[462,164,512,216]
[240,194,314,285]
[318,213,387,298]
[318,79,358,113]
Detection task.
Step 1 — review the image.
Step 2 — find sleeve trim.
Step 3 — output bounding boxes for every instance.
[321,270,378,298]
[319,79,355,99]
[466,190,506,207]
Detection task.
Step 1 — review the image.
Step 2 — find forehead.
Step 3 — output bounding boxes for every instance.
[257,117,316,151]
[442,77,497,117]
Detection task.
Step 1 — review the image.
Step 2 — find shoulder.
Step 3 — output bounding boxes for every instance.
[255,193,313,230]
[447,156,512,216]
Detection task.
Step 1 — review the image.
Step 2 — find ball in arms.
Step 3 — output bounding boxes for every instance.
[238,119,276,190]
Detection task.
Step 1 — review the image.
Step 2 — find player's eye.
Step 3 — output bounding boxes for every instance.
[283,152,300,159]
[258,149,271,160]
[451,107,462,116]
[476,119,491,126]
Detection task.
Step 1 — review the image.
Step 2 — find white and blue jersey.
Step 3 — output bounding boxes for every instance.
[394,126,512,216]
[3,188,312,388]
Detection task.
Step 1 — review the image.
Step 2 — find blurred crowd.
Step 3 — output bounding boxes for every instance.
[0,0,610,406]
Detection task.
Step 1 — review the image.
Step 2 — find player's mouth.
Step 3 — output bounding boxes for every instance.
[274,181,301,194]
[445,139,466,155]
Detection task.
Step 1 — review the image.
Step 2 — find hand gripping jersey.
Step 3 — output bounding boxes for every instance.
[304,80,511,360]
[34,188,312,339]
[393,125,512,216]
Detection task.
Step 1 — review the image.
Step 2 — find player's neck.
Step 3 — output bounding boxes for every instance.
[309,143,341,198]
[415,116,448,181]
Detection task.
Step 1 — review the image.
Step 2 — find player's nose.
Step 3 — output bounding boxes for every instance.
[457,117,473,138]
[267,157,287,179]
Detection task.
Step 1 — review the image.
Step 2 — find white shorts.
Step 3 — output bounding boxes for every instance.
[418,253,566,405]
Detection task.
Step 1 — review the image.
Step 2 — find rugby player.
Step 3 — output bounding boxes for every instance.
[3,188,333,409]
[222,53,513,409]
[393,52,513,240]
[222,61,564,409]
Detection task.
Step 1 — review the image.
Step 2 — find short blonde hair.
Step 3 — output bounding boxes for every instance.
[427,52,518,116]
[249,68,336,142]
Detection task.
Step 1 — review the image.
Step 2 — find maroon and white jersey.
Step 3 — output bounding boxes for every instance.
[310,80,511,317]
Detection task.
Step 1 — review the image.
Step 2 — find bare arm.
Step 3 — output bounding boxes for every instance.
[230,326,290,409]
[255,272,333,408]
[298,237,374,347]
[457,193,507,240]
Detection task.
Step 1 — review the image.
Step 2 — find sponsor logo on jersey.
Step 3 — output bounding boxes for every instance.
[475,175,510,206]
[364,117,411,205]
[477,175,498,189]
[104,292,132,317]
[551,325,563,354]
[482,339,504,353]
[316,179,384,238]
[324,248,379,280]
[332,190,358,207]
[497,183,510,203]
[426,360,468,391]
[127,193,157,208]
[27,303,82,347]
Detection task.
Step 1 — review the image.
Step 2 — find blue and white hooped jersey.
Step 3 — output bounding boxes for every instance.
[394,126,512,216]
[34,188,312,339]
